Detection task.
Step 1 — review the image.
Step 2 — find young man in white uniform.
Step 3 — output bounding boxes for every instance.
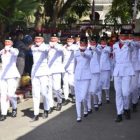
[62,35,77,105]
[134,34,140,99]
[48,33,65,111]
[74,37,92,122]
[88,37,102,111]
[128,33,140,112]
[113,32,135,122]
[98,37,111,105]
[74,34,81,47]
[0,37,20,121]
[31,33,50,121]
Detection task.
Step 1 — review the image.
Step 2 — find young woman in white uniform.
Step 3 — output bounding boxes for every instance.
[74,37,92,122]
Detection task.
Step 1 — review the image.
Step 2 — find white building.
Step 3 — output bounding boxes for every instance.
[93,0,113,23]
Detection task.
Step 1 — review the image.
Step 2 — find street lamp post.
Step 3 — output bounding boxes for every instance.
[92,0,95,21]
[133,0,138,21]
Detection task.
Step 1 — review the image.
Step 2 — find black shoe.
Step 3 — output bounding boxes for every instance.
[132,103,137,112]
[124,109,131,120]
[0,115,7,121]
[88,109,92,114]
[56,103,62,111]
[94,107,99,111]
[11,109,17,117]
[83,113,88,117]
[115,115,123,122]
[62,99,70,106]
[106,100,110,104]
[42,110,48,119]
[71,97,75,103]
[98,102,102,106]
[48,107,54,114]
[31,115,39,121]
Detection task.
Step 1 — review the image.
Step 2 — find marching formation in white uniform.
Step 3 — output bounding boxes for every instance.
[0,31,140,123]
[0,37,20,121]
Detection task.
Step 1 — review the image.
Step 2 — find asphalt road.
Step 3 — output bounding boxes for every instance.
[0,85,140,140]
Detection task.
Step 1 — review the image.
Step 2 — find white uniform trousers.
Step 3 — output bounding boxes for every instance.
[110,58,114,81]
[32,76,49,115]
[75,80,90,118]
[86,93,92,111]
[48,73,63,104]
[89,73,100,107]
[114,76,132,115]
[0,78,18,115]
[63,72,74,100]
[100,70,111,90]
[89,73,100,93]
[130,71,139,104]
[138,73,140,96]
[98,70,111,102]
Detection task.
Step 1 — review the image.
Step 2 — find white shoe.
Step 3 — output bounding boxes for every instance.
[77,117,82,122]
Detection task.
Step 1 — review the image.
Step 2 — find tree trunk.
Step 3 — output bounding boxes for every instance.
[35,4,46,32]
[92,0,95,21]
[52,0,63,28]
[0,22,6,35]
[133,0,138,21]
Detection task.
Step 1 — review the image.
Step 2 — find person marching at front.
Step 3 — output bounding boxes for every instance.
[109,34,119,81]
[88,36,102,111]
[0,37,20,121]
[48,33,65,111]
[134,33,140,99]
[74,37,92,122]
[31,32,50,121]
[113,30,135,122]
[62,35,77,105]
[98,37,111,105]
[130,33,140,112]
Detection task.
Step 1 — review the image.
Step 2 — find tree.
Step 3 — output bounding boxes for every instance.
[70,0,90,19]
[43,0,76,27]
[42,0,91,27]
[0,0,39,33]
[105,0,140,25]
[0,0,91,32]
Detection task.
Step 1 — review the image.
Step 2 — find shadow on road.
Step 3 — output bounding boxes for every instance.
[17,96,140,140]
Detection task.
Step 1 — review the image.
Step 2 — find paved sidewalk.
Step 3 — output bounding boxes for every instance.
[0,88,140,140]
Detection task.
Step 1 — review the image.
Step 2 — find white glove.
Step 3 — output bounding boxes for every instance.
[81,52,85,56]
[91,46,96,51]
[5,46,10,51]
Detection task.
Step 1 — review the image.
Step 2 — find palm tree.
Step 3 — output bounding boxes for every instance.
[0,0,39,33]
[42,0,91,27]
[70,0,90,19]
[105,0,140,25]
[43,0,76,27]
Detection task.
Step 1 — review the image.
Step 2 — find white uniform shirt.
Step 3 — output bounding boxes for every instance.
[137,41,140,61]
[131,41,140,71]
[100,45,111,71]
[31,43,50,77]
[48,43,65,74]
[0,47,20,79]
[89,45,102,74]
[113,42,135,76]
[74,49,92,80]
[63,44,78,73]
